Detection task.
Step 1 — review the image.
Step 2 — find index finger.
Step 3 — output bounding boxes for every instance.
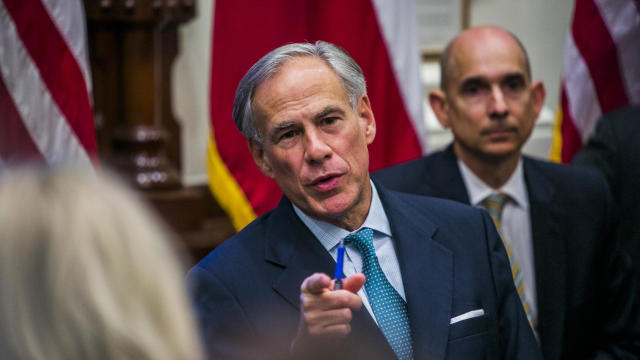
[301,273,332,295]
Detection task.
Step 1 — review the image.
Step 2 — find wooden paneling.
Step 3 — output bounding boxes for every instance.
[84,0,235,263]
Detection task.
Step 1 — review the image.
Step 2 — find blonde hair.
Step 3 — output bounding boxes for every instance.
[0,168,203,360]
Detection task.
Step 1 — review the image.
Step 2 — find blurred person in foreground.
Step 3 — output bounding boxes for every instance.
[187,40,540,360]
[0,167,203,360]
[374,25,640,359]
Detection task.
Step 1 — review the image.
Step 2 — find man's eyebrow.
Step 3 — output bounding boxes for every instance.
[460,72,526,87]
[267,122,298,142]
[502,72,526,82]
[272,121,297,133]
[459,76,487,87]
[313,106,346,121]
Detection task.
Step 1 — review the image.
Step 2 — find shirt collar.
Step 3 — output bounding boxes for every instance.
[293,180,392,251]
[457,157,529,209]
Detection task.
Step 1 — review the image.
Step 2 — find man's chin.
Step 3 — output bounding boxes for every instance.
[456,141,519,162]
[306,195,357,222]
[314,201,352,220]
[481,143,522,159]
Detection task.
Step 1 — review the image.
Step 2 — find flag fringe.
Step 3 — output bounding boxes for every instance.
[550,108,563,163]
[206,133,256,231]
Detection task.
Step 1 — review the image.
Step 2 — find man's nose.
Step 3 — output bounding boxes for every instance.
[304,130,332,163]
[488,85,509,118]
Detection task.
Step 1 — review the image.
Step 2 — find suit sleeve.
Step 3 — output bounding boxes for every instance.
[592,174,640,358]
[186,266,268,360]
[481,210,542,359]
[572,116,618,192]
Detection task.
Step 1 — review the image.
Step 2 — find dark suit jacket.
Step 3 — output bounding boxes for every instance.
[374,146,640,359]
[573,105,640,272]
[187,184,541,359]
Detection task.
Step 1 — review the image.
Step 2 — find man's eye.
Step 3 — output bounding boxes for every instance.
[322,117,339,126]
[465,86,479,94]
[504,79,525,91]
[280,130,297,140]
[501,75,527,96]
[461,83,487,96]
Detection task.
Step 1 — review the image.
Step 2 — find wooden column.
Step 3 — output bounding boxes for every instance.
[85,0,235,263]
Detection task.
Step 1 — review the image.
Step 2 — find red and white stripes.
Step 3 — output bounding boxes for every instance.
[0,0,96,170]
[371,0,426,152]
[555,0,640,163]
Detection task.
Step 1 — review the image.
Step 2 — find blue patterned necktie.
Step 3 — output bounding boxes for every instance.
[345,227,413,360]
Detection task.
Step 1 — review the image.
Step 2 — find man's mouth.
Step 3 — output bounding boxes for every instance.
[484,127,515,137]
[309,173,342,191]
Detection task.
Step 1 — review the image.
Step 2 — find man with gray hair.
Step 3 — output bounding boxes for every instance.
[188,41,540,360]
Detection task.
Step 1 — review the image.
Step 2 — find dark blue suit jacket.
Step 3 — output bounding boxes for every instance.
[374,146,640,359]
[187,183,541,359]
[574,105,640,272]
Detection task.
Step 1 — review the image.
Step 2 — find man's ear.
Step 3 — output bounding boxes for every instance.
[357,95,376,144]
[529,81,546,119]
[249,139,274,178]
[429,90,451,129]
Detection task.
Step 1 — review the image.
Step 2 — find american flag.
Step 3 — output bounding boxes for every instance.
[0,0,97,170]
[552,0,640,163]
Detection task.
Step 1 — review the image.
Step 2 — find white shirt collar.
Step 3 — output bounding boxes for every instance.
[457,157,529,209]
[292,180,392,251]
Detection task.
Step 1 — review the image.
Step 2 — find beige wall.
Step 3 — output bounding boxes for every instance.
[173,0,573,186]
[173,1,213,186]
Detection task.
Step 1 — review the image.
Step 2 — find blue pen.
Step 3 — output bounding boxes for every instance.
[334,239,346,290]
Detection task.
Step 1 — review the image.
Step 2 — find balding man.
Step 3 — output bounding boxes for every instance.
[188,40,540,359]
[375,26,640,359]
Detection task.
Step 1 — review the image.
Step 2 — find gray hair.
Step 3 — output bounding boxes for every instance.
[232,40,367,143]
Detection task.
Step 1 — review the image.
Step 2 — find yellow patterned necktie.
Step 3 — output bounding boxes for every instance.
[481,193,533,327]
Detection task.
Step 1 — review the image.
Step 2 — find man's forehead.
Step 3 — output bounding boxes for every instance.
[252,57,350,127]
[449,32,528,83]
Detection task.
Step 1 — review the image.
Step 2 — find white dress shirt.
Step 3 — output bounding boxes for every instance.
[293,181,405,324]
[458,158,538,330]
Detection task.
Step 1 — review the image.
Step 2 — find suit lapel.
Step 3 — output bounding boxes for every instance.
[377,185,453,360]
[523,158,566,360]
[424,146,470,203]
[265,198,337,309]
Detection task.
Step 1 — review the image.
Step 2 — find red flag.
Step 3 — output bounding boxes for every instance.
[207,0,425,230]
[552,0,640,163]
[0,0,97,170]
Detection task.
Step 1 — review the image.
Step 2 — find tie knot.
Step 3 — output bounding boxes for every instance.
[481,193,509,217]
[481,193,509,234]
[344,227,375,255]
